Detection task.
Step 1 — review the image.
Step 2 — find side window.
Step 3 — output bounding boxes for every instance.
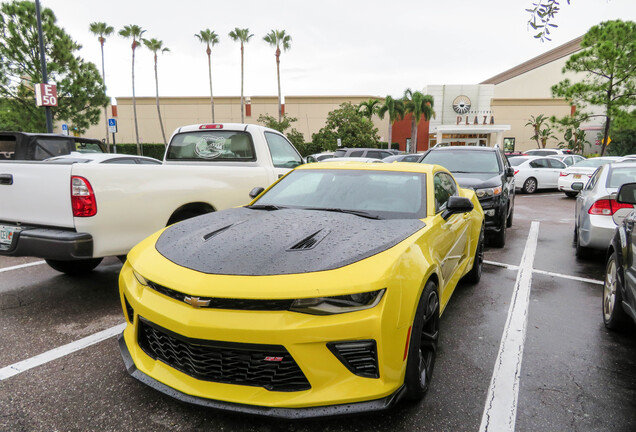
[434,172,458,213]
[365,151,385,159]
[529,158,549,168]
[103,158,137,164]
[547,159,566,169]
[350,150,364,157]
[264,132,303,168]
[0,137,16,160]
[563,156,573,166]
[586,168,602,190]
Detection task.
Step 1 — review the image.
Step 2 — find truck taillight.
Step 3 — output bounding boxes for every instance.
[199,124,223,129]
[71,176,97,217]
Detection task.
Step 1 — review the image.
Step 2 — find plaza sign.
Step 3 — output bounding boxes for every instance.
[456,114,495,126]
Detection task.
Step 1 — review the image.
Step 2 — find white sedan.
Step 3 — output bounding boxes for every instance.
[508,156,567,194]
[45,152,162,164]
[558,156,623,197]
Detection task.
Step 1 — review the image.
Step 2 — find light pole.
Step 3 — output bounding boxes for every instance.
[35,0,53,133]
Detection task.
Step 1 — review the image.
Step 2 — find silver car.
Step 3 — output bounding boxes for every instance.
[573,162,636,257]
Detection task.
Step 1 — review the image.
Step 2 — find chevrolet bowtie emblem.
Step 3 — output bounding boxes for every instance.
[184,296,211,308]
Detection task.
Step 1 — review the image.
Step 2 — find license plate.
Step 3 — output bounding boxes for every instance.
[0,225,19,245]
[573,174,581,179]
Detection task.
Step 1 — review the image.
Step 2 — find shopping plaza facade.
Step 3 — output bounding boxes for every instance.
[81,35,603,154]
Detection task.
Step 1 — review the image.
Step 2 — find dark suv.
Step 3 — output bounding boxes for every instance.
[419,146,515,247]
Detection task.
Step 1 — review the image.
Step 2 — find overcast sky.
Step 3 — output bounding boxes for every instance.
[32,0,636,102]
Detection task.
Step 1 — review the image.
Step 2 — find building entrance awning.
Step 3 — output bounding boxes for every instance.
[434,124,511,134]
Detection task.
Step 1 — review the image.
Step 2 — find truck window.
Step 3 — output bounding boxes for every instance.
[33,138,74,160]
[0,136,16,160]
[264,132,303,168]
[166,131,256,161]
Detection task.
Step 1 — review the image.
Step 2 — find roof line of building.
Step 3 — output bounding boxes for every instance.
[479,35,583,85]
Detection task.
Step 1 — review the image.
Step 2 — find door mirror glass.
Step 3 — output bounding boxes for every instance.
[616,182,636,205]
[249,187,265,199]
[571,182,584,191]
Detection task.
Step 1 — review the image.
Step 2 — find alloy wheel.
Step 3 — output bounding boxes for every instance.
[604,258,617,322]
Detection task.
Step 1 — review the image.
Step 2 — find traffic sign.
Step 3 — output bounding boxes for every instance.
[34,83,58,107]
[61,124,69,136]
[108,118,117,134]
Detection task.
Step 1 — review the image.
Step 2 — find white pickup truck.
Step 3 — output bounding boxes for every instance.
[0,123,304,274]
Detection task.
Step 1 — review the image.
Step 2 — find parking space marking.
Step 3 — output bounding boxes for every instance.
[0,260,46,273]
[0,323,125,381]
[517,193,564,198]
[480,221,540,432]
[484,260,603,286]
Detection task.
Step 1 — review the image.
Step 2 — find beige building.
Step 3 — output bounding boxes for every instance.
[76,36,596,153]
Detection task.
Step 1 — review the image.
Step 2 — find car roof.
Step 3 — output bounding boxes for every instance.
[319,157,385,163]
[427,146,497,152]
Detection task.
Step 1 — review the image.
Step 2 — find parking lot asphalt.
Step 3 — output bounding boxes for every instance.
[1,192,636,432]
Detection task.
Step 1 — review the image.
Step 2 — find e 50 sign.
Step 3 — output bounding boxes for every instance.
[35,83,58,107]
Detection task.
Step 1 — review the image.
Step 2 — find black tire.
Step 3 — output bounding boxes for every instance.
[45,258,103,275]
[575,226,589,259]
[506,202,514,228]
[490,213,506,248]
[464,225,484,284]
[522,177,538,194]
[404,280,439,401]
[565,191,578,198]
[603,252,627,330]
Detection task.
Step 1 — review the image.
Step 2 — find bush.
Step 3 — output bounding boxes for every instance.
[112,143,166,160]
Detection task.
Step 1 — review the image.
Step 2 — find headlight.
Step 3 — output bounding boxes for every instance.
[475,186,502,198]
[290,289,385,315]
[133,270,149,286]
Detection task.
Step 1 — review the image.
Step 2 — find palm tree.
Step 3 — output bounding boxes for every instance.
[194,29,220,122]
[89,22,114,150]
[378,96,405,149]
[403,89,435,153]
[263,30,291,122]
[228,27,253,123]
[119,24,146,154]
[525,114,548,148]
[143,38,170,146]
[358,98,381,120]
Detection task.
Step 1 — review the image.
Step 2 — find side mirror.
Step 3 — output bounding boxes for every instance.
[571,182,584,191]
[506,167,515,177]
[442,196,474,219]
[616,182,636,205]
[249,187,265,199]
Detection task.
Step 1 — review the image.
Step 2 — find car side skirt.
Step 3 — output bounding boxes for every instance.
[118,333,406,419]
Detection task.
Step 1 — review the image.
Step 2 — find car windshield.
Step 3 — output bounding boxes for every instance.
[572,158,615,168]
[421,150,500,173]
[254,169,427,219]
[508,157,529,166]
[608,167,636,188]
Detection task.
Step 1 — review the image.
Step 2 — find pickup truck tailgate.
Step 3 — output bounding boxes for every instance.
[0,162,75,228]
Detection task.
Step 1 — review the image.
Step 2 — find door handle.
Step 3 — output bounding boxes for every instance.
[0,174,13,185]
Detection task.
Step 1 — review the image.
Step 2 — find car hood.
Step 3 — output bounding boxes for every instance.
[451,172,502,189]
[155,207,426,276]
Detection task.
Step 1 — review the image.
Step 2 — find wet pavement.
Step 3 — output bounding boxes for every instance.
[1,191,635,431]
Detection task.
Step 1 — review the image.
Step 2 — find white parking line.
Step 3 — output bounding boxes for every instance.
[484,260,603,285]
[480,221,540,432]
[0,323,126,381]
[0,260,46,273]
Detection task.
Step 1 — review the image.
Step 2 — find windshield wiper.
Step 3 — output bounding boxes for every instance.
[303,207,382,220]
[246,204,285,210]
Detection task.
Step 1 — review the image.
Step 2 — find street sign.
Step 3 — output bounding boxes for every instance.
[34,83,58,107]
[108,118,117,134]
[61,124,69,136]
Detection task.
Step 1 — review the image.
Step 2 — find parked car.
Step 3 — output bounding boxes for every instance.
[572,162,636,257]
[558,156,622,197]
[45,152,162,165]
[522,148,572,156]
[509,155,567,193]
[306,151,334,163]
[550,154,585,167]
[419,145,514,247]
[118,161,484,418]
[333,147,399,159]
[320,157,385,163]
[603,182,636,330]
[0,131,106,161]
[383,153,423,163]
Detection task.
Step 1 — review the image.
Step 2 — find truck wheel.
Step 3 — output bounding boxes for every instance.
[45,258,103,275]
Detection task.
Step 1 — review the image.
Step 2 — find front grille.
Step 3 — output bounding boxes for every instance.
[138,318,311,391]
[124,295,134,323]
[146,281,294,311]
[327,340,379,378]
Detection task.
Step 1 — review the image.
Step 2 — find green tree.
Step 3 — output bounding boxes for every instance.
[228,27,253,123]
[525,114,549,148]
[378,95,405,149]
[257,113,305,150]
[526,0,570,42]
[194,29,220,122]
[311,102,380,151]
[119,24,146,154]
[143,38,169,146]
[0,1,107,133]
[89,21,114,148]
[551,110,586,153]
[263,30,291,123]
[552,20,636,156]
[606,110,636,156]
[358,98,380,120]
[403,89,435,153]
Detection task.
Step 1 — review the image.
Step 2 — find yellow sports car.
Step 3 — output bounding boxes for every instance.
[118,161,484,418]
